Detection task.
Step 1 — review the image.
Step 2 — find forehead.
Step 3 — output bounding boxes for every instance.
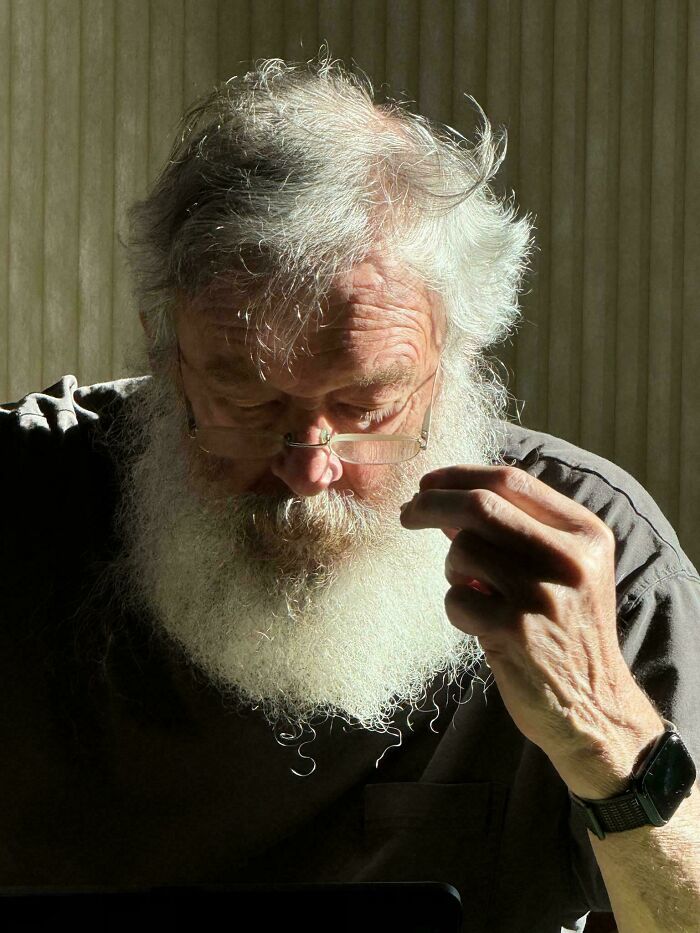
[177,258,445,385]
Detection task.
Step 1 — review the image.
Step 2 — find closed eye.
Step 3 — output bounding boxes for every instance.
[232,400,405,423]
[342,400,406,424]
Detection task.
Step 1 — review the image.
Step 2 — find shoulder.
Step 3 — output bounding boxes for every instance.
[497,420,700,614]
[0,372,149,476]
[0,374,149,559]
[0,373,148,443]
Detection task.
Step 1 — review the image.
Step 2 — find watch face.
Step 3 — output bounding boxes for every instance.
[640,732,698,821]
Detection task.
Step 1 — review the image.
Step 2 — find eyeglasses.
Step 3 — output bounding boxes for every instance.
[176,340,440,465]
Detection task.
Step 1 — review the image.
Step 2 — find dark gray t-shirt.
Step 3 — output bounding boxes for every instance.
[2,375,699,933]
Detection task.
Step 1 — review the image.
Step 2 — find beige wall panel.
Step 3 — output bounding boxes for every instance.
[514,0,552,428]
[614,0,653,485]
[8,0,45,402]
[78,0,115,388]
[218,0,250,80]
[547,0,586,441]
[418,0,453,125]
[486,0,521,202]
[44,0,80,388]
[646,0,687,529]
[250,0,285,61]
[452,0,486,126]
[2,0,698,566]
[385,0,419,106]
[351,0,385,90]
[486,0,523,417]
[148,0,184,181]
[284,0,318,61]
[679,1,700,556]
[113,0,150,376]
[184,0,219,102]
[0,0,10,397]
[580,0,620,458]
[318,0,353,64]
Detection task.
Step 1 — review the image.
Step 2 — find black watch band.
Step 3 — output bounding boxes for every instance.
[568,718,697,840]
[571,785,650,838]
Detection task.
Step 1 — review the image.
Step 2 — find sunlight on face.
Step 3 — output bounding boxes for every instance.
[172,257,446,504]
[113,261,509,747]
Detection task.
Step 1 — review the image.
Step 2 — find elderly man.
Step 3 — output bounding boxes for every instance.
[1,57,699,933]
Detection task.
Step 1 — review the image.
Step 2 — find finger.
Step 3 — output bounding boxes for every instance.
[444,584,510,649]
[402,487,567,572]
[446,529,526,599]
[419,465,600,537]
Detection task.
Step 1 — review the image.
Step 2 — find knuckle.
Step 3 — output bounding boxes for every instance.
[571,513,614,544]
[557,538,608,586]
[579,518,616,554]
[599,520,616,548]
[469,488,500,519]
[569,551,598,586]
[500,465,530,496]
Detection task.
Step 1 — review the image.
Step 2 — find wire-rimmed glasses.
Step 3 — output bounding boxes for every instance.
[176,340,440,465]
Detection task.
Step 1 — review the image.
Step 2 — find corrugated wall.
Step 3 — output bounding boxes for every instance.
[1,0,698,568]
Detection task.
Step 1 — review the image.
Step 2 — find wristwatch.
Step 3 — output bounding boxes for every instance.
[568,719,697,840]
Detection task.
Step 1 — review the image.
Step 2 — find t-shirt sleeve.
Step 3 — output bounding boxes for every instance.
[0,375,117,624]
[568,568,700,911]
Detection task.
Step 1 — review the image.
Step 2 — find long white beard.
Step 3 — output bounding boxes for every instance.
[111,348,509,740]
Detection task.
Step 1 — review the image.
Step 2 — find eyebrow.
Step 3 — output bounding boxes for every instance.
[206,358,418,390]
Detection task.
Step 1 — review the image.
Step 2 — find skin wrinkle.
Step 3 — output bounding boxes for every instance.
[206,356,418,391]
[116,54,538,742]
[115,255,512,738]
[114,68,700,933]
[179,345,428,454]
[189,258,441,378]
[176,260,440,494]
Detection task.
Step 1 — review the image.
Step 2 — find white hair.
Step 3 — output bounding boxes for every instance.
[123,49,537,386]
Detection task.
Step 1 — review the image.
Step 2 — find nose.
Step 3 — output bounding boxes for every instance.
[269,423,344,497]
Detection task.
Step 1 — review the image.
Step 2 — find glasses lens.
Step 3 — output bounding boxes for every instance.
[330,435,422,464]
[191,430,422,464]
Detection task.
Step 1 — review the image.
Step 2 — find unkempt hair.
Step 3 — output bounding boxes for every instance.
[123,50,537,383]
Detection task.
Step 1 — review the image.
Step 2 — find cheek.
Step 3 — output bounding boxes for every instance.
[217,461,272,495]
[341,462,408,504]
[184,437,265,495]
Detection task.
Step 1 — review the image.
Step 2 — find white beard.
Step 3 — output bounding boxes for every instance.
[111,347,510,740]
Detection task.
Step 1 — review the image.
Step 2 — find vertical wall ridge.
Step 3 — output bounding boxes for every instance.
[2,0,9,399]
[76,0,83,383]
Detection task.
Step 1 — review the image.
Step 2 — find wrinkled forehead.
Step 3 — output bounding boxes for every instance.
[176,259,446,377]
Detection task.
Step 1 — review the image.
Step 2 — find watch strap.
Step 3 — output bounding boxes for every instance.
[568,718,677,840]
[570,786,649,838]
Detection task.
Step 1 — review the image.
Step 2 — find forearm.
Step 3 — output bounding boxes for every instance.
[553,695,700,933]
[587,782,700,932]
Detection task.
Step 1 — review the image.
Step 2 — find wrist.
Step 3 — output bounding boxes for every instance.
[551,698,665,799]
